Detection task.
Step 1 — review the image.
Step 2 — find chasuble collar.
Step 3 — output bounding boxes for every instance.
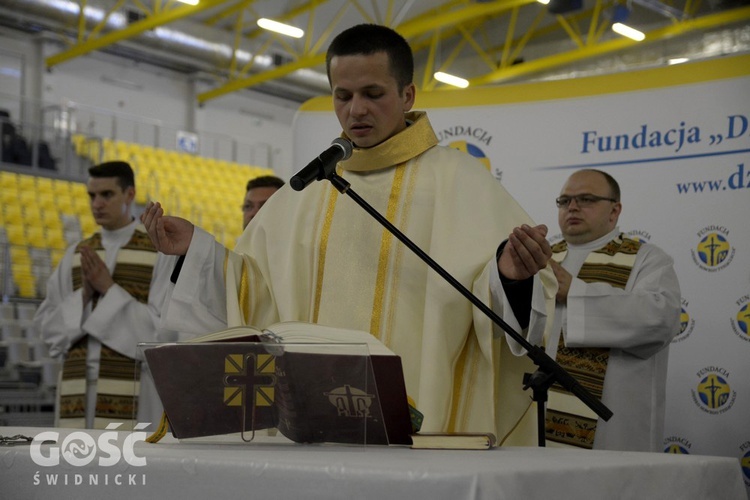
[340,111,438,172]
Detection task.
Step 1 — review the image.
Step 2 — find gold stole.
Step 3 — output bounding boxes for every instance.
[59,228,157,429]
[545,234,641,448]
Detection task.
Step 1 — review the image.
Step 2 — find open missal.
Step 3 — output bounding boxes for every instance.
[144,321,413,445]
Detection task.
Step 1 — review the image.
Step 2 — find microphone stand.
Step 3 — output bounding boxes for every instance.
[326,172,612,447]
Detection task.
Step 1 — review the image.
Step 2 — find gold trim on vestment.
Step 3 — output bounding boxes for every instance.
[383,157,421,348]
[313,184,339,323]
[239,259,249,325]
[339,112,438,173]
[370,164,406,338]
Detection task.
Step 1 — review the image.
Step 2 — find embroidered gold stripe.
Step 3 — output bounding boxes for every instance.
[383,160,420,347]
[313,183,339,323]
[370,164,406,337]
[240,258,250,325]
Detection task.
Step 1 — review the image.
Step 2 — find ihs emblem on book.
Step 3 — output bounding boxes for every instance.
[325,385,375,418]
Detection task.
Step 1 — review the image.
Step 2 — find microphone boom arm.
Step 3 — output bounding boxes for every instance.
[326,171,612,446]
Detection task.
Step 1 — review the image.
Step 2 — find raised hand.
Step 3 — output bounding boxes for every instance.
[140,201,195,256]
[497,224,552,281]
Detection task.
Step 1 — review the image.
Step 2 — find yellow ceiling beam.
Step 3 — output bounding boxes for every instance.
[46,0,229,68]
[203,0,254,26]
[198,54,326,103]
[470,6,750,86]
[198,0,536,103]
[397,0,535,38]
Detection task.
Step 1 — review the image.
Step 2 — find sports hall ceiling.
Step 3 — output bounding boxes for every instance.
[1,0,749,104]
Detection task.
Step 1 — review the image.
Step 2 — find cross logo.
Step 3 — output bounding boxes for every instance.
[223,352,277,432]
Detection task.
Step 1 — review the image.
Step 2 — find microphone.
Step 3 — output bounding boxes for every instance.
[290,138,353,191]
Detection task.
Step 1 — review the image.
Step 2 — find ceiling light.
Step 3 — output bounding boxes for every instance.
[434,72,469,89]
[668,57,689,65]
[257,18,304,39]
[176,0,199,5]
[612,23,645,42]
[536,0,550,4]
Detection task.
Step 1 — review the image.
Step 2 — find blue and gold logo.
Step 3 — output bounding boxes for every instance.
[626,229,651,244]
[663,435,691,454]
[691,366,736,415]
[691,225,735,272]
[448,140,492,171]
[673,297,695,343]
[740,442,750,487]
[436,124,498,179]
[731,296,750,343]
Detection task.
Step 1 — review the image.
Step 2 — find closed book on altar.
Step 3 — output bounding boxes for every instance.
[144,322,413,445]
[410,432,497,450]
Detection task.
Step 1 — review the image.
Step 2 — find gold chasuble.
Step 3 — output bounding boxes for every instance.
[226,112,557,443]
[545,234,641,448]
[59,228,158,428]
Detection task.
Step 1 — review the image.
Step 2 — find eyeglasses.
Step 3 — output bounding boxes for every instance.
[555,194,617,208]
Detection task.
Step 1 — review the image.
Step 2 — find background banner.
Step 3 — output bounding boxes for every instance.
[294,54,750,494]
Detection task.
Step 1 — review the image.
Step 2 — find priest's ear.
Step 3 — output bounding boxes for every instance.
[401,82,416,112]
[124,185,136,205]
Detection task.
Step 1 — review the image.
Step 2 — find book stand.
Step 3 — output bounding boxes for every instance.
[141,341,411,446]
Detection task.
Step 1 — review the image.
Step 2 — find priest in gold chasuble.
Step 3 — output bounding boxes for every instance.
[147,25,558,444]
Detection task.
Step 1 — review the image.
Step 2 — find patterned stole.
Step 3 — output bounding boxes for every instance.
[545,234,641,448]
[58,228,158,429]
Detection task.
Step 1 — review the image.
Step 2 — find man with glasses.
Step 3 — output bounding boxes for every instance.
[242,175,285,229]
[545,168,681,451]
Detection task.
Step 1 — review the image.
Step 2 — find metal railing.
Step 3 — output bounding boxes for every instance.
[1,91,275,182]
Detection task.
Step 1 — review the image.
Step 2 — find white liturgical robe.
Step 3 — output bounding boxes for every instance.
[35,219,182,429]
[549,227,681,451]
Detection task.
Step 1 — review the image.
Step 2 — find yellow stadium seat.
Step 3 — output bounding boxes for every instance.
[18,190,38,209]
[5,224,27,246]
[72,197,91,216]
[26,226,47,249]
[69,182,88,199]
[41,207,62,224]
[23,206,43,226]
[46,227,68,250]
[4,203,24,223]
[18,173,36,191]
[10,245,31,263]
[81,138,102,163]
[38,192,57,213]
[52,179,72,198]
[55,196,76,216]
[80,215,98,237]
[36,177,54,192]
[71,134,86,153]
[1,186,18,207]
[14,270,37,298]
[0,171,18,191]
